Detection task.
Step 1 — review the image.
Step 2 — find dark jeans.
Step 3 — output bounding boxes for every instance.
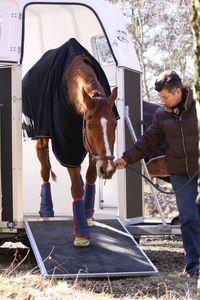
[171,175,200,275]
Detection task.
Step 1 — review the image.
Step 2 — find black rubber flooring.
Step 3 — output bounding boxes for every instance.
[25,219,158,278]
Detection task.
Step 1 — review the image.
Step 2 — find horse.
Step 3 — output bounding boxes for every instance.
[143,100,170,182]
[22,38,168,249]
[30,55,118,247]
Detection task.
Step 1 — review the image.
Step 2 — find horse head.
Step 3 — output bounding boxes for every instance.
[82,87,118,179]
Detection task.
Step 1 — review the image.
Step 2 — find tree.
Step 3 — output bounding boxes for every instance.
[109,0,193,102]
[190,0,200,204]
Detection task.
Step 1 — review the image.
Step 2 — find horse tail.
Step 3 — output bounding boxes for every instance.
[50,169,57,181]
[48,155,57,182]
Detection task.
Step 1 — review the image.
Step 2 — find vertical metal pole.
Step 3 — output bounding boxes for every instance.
[99,179,104,209]
[125,106,166,225]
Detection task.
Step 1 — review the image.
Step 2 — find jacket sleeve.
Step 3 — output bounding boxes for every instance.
[122,112,165,165]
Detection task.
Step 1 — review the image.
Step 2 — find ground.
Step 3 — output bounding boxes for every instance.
[0,237,198,299]
[0,180,199,299]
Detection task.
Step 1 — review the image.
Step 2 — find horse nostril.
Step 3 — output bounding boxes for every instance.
[100,166,104,174]
[100,166,106,175]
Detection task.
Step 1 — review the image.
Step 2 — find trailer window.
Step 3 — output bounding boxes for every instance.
[91,35,114,65]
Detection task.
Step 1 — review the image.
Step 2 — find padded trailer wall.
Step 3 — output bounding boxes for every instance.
[0,65,23,225]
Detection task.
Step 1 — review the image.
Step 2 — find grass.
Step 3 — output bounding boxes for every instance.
[0,238,198,300]
[0,273,197,299]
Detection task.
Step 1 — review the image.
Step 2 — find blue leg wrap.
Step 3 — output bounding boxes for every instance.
[39,183,54,217]
[84,184,95,218]
[73,200,90,238]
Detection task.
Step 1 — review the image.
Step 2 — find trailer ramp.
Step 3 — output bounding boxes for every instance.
[24,219,158,278]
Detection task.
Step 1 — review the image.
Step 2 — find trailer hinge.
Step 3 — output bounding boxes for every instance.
[11,12,18,18]
[12,96,22,103]
[10,46,17,53]
[11,12,22,20]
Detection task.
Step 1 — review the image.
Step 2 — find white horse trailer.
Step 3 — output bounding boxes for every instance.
[0,0,144,233]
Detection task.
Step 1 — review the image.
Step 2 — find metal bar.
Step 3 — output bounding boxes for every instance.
[125,224,181,236]
[24,220,47,276]
[99,202,118,209]
[118,218,159,273]
[124,106,166,225]
[98,178,104,209]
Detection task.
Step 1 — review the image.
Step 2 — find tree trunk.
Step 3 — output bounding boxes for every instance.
[190,0,200,203]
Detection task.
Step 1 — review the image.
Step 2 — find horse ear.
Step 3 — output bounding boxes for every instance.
[109,87,118,106]
[82,88,94,109]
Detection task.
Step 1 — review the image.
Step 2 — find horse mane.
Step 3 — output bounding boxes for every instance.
[81,55,96,72]
[65,55,105,114]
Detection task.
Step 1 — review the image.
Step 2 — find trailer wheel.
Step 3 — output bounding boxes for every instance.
[171,215,180,225]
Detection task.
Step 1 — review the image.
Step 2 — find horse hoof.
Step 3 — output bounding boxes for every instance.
[87,217,94,227]
[73,237,90,247]
[39,209,54,217]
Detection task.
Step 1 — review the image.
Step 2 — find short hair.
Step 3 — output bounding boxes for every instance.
[154,70,182,92]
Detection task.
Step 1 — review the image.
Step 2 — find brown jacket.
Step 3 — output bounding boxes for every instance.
[123,87,198,177]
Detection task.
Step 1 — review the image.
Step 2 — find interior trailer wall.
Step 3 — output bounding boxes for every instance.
[22,3,118,217]
[22,4,113,74]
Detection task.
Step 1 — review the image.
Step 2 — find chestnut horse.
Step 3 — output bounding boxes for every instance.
[36,56,117,247]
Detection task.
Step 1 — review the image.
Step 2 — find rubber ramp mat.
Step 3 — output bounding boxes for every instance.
[25,219,158,278]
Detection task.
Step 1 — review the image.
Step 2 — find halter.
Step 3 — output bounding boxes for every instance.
[82,113,115,162]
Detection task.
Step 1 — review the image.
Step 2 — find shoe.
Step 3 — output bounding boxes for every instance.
[183,269,200,279]
[73,236,90,247]
[87,217,94,227]
[189,270,200,279]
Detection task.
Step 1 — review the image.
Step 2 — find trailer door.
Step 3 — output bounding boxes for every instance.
[0,0,20,63]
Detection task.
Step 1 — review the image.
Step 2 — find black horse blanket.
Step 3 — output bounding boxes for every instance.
[22,38,119,167]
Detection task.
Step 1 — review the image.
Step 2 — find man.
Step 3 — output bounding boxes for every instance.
[115,70,199,278]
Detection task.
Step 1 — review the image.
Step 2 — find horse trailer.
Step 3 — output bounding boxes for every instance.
[0,0,183,278]
[0,0,179,240]
[0,0,144,227]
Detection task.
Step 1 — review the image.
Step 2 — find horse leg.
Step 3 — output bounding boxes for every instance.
[36,138,54,217]
[67,166,90,247]
[146,155,169,177]
[84,154,97,227]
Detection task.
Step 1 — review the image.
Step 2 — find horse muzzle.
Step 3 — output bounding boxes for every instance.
[96,160,116,179]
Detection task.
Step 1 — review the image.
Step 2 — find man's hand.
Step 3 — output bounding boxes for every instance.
[115,158,127,169]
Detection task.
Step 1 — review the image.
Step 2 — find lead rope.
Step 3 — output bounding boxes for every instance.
[127,165,199,195]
